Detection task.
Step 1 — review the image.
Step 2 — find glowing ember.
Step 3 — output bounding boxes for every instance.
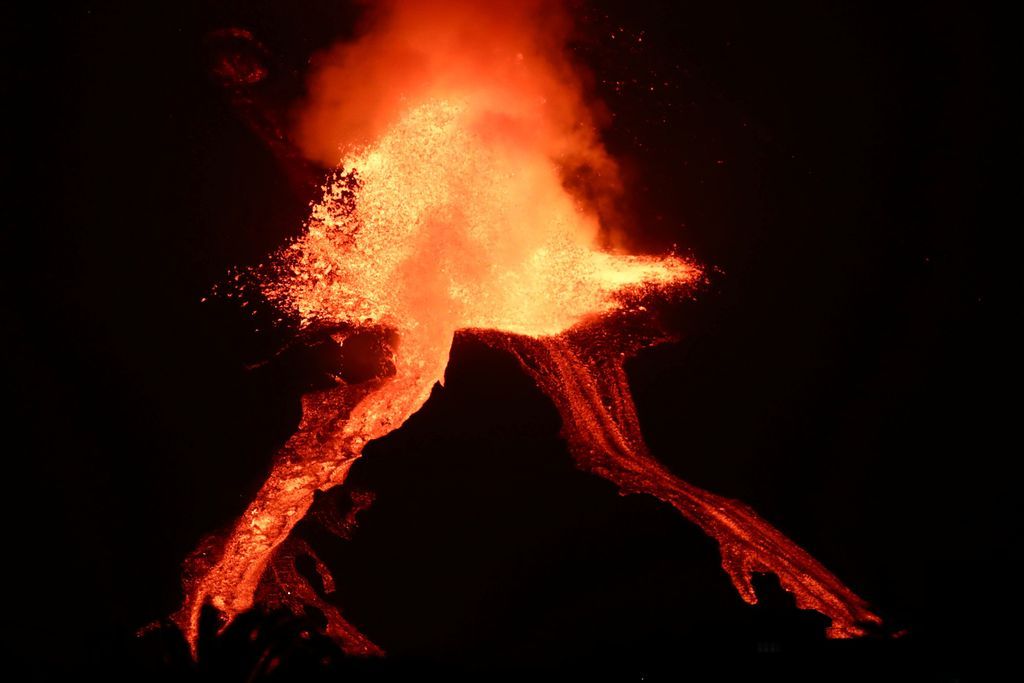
[173,0,882,658]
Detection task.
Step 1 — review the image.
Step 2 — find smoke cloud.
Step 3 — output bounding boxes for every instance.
[293,0,621,229]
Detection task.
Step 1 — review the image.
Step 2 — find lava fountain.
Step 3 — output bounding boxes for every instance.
[173,0,882,658]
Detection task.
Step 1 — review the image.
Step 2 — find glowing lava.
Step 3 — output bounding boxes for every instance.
[173,0,881,658]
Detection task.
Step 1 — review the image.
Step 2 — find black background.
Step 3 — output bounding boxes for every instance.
[9,1,1020,680]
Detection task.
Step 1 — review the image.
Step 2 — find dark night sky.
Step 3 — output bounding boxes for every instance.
[9,1,1021,680]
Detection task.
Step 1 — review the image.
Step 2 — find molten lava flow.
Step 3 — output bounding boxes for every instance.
[174,0,882,659]
[482,326,882,639]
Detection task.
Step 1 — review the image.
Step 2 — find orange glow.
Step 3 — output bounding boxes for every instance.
[174,0,881,658]
[267,99,692,338]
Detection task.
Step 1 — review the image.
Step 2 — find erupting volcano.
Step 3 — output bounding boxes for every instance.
[173,0,882,659]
